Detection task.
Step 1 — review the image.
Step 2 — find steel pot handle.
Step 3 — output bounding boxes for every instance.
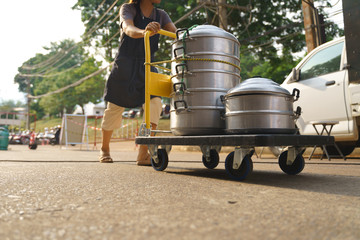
[173,46,186,59]
[173,82,187,93]
[220,110,226,120]
[294,106,302,119]
[176,28,190,40]
[174,100,188,113]
[292,88,300,102]
[175,63,188,75]
[220,95,226,104]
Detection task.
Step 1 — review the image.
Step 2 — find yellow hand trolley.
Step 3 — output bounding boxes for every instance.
[136,30,334,181]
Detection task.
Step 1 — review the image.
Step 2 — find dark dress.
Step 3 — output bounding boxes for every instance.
[104,3,160,108]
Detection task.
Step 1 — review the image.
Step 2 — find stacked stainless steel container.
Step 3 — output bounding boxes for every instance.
[222,77,301,134]
[170,25,240,135]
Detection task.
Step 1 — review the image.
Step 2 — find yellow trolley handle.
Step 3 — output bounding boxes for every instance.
[144,30,176,133]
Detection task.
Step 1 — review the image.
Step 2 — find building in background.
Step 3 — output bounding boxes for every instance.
[73,101,106,116]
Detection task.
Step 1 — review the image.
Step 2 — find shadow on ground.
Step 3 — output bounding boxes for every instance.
[165,166,360,197]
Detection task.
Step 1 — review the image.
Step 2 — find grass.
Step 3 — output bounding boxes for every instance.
[33,118,63,132]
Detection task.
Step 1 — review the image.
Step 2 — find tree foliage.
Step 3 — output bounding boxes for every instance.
[74,0,343,83]
[73,0,124,62]
[0,100,24,112]
[14,39,105,118]
[10,0,344,121]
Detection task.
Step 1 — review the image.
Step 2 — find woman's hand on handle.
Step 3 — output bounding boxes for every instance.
[144,21,161,36]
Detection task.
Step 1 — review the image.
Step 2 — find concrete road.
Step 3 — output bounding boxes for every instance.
[1,143,360,240]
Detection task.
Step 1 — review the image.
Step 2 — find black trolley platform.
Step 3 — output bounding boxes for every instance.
[135,134,334,181]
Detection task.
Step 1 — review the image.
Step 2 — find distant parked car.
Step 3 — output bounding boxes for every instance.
[122,111,129,118]
[161,104,170,119]
[129,109,140,118]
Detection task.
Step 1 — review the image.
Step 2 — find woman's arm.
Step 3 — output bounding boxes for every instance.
[163,22,177,33]
[122,19,161,39]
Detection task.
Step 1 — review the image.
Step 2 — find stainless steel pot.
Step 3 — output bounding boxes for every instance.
[170,25,240,136]
[222,77,301,134]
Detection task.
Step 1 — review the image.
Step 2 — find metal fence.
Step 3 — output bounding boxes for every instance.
[88,116,139,149]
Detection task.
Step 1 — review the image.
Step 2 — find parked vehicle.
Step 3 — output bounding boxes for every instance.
[9,130,31,145]
[43,127,54,144]
[161,104,170,119]
[281,36,360,156]
[52,126,61,145]
[44,126,61,145]
[128,108,140,118]
[122,109,140,119]
[36,132,45,144]
[8,132,16,144]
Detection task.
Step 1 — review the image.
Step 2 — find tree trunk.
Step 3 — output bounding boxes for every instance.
[218,0,228,30]
[302,0,317,52]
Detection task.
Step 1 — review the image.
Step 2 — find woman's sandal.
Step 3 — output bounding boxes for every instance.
[99,151,113,163]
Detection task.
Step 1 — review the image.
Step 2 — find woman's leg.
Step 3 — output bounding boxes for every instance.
[99,102,124,163]
[99,129,113,163]
[101,129,113,154]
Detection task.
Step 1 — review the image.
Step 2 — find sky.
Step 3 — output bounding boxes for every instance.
[0,0,84,103]
[0,0,344,104]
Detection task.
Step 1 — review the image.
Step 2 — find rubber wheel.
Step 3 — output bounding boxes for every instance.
[278,151,305,175]
[202,149,219,169]
[29,144,38,150]
[151,149,169,171]
[225,151,253,181]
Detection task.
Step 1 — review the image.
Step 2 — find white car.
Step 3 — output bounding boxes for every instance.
[281,36,360,156]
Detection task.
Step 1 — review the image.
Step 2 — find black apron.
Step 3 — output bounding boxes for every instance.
[104,3,160,108]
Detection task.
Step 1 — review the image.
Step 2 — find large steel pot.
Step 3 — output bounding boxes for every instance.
[170,25,240,136]
[222,77,301,134]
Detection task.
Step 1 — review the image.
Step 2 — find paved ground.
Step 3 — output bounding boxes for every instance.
[1,142,360,240]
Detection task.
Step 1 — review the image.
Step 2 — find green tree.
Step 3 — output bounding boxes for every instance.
[40,57,105,116]
[73,0,123,62]
[74,0,343,83]
[0,100,24,112]
[15,39,105,118]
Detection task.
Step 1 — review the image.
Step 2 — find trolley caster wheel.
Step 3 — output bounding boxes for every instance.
[225,151,253,181]
[202,149,219,169]
[151,149,169,171]
[278,151,305,175]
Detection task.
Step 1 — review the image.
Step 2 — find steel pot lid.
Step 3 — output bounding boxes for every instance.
[176,25,239,44]
[226,77,290,97]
